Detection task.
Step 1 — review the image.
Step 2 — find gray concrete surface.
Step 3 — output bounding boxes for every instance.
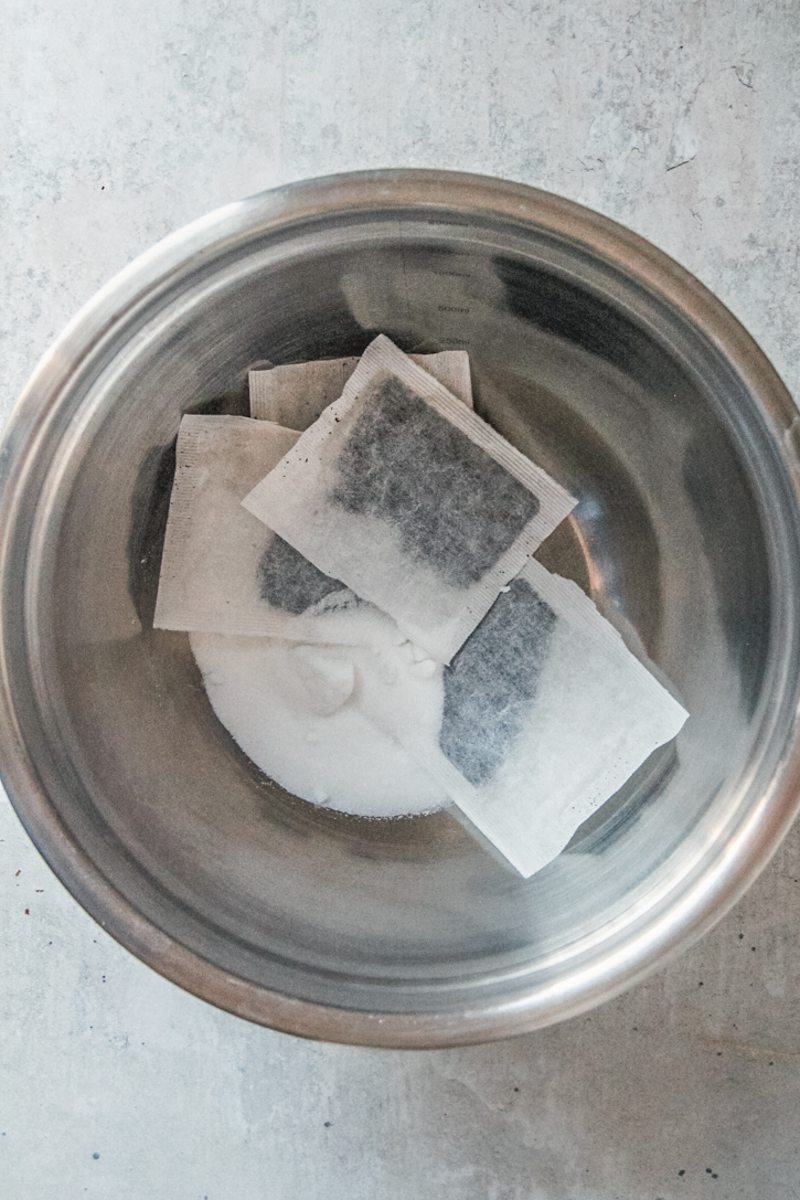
[2,2,800,1197]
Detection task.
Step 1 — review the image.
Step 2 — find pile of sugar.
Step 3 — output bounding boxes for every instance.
[190,630,449,818]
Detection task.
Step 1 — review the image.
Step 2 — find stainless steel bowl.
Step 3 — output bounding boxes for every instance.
[2,171,800,1047]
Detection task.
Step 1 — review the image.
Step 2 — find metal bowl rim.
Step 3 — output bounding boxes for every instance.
[1,168,799,1048]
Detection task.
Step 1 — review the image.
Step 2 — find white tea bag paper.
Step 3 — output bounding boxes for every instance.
[242,335,577,662]
[156,345,476,641]
[351,558,688,876]
[154,414,400,644]
[250,349,472,428]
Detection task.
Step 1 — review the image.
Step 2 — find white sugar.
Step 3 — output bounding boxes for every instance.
[190,630,448,819]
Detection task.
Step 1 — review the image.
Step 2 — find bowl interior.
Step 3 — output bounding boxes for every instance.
[8,194,796,1029]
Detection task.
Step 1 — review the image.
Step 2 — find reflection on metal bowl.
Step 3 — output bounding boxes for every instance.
[1,171,799,1046]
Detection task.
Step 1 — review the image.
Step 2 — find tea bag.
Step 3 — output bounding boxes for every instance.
[156,341,477,641]
[154,414,399,644]
[349,558,688,876]
[249,349,473,428]
[242,335,577,662]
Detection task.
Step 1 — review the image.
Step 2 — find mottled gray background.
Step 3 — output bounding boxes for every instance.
[2,2,800,1198]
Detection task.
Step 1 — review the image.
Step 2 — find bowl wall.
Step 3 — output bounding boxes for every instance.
[2,172,799,1046]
